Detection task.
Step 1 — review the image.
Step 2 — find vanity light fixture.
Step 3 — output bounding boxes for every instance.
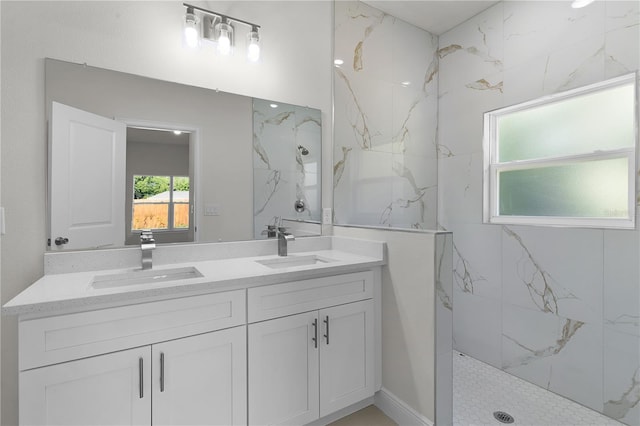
[183,6,199,48]
[247,26,261,63]
[182,3,261,62]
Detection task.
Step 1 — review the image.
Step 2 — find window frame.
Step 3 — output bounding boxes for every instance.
[131,175,190,233]
[483,73,638,229]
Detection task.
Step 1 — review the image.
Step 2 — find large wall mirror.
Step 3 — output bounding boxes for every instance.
[45,58,322,251]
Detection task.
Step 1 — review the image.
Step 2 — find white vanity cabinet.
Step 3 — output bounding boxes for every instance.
[15,266,382,426]
[247,271,376,426]
[21,346,152,425]
[18,290,247,426]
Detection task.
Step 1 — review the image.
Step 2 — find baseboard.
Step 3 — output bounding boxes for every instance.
[374,387,433,426]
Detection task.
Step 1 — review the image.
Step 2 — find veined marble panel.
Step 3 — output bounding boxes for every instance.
[502,225,604,325]
[504,33,605,106]
[453,290,502,369]
[543,33,605,94]
[437,3,504,94]
[604,328,640,425]
[252,99,321,238]
[502,304,603,412]
[334,1,394,83]
[388,154,437,229]
[391,84,437,159]
[333,149,394,225]
[437,153,483,227]
[438,0,640,422]
[604,229,640,337]
[437,72,503,157]
[605,1,640,33]
[334,70,394,152]
[334,0,438,229]
[449,223,502,301]
[605,25,640,78]
[503,1,606,71]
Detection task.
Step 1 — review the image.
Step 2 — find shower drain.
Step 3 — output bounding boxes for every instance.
[493,411,515,424]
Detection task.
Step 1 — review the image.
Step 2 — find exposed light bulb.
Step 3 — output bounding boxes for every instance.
[216,21,232,56]
[218,32,231,55]
[247,28,260,62]
[183,9,199,49]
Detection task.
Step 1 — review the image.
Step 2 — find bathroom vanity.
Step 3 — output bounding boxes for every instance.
[3,236,385,426]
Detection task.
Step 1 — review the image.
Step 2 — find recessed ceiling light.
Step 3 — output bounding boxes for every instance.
[571,0,595,8]
[401,81,411,87]
[173,130,183,135]
[334,59,344,66]
[270,103,278,108]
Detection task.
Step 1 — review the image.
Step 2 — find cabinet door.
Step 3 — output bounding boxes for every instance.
[248,311,320,426]
[319,299,375,417]
[20,347,151,426]
[153,326,247,426]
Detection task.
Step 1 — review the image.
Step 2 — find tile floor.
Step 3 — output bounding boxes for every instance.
[453,351,624,426]
[328,351,624,426]
[328,405,397,426]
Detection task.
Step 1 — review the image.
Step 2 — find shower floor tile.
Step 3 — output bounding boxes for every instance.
[453,351,623,426]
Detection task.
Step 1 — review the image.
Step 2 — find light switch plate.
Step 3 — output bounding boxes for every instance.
[204,203,221,216]
[322,208,332,225]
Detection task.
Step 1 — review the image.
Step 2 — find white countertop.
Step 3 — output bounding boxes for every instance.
[3,237,386,316]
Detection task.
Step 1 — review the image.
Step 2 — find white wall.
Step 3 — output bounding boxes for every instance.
[332,226,450,423]
[0,2,332,424]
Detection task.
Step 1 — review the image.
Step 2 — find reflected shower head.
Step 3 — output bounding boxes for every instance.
[297,145,309,155]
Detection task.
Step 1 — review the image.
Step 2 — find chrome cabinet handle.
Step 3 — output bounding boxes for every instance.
[160,352,165,392]
[323,316,329,345]
[312,318,318,349]
[139,357,144,399]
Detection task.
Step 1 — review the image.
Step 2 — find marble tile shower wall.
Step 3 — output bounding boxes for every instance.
[437,1,640,424]
[253,99,322,238]
[333,1,439,229]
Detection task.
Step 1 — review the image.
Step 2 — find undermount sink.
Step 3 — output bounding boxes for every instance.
[91,266,203,289]
[256,254,336,269]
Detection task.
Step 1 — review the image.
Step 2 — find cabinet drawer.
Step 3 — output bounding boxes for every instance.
[247,271,373,323]
[20,290,246,370]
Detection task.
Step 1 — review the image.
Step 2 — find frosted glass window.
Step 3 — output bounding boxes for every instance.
[483,74,637,229]
[498,85,635,162]
[499,158,628,218]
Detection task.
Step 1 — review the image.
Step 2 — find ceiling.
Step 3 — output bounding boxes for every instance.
[361,1,499,35]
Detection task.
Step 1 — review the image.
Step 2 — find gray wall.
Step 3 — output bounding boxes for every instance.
[46,58,254,246]
[0,2,332,424]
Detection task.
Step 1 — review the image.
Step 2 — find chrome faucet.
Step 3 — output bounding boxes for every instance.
[277,227,295,256]
[140,229,156,270]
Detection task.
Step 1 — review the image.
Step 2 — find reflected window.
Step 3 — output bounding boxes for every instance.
[132,175,190,230]
[483,74,637,228]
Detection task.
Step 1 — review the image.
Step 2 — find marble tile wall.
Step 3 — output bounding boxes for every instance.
[253,99,322,238]
[333,1,438,230]
[437,1,640,424]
